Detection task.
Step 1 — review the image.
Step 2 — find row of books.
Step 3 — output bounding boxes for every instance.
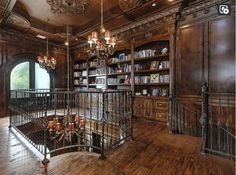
[89,59,105,67]
[89,68,106,76]
[108,75,131,85]
[135,88,168,97]
[74,62,87,69]
[135,74,169,84]
[135,49,156,59]
[108,64,131,74]
[109,53,131,64]
[74,71,82,77]
[150,74,170,83]
[74,79,87,85]
[134,61,169,71]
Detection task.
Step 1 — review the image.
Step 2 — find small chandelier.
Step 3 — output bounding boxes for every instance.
[38,37,56,71]
[47,0,90,15]
[87,0,116,57]
[37,22,56,71]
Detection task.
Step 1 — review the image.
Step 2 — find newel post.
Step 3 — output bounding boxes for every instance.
[200,82,209,155]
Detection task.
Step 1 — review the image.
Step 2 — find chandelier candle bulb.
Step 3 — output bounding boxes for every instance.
[105,31,111,41]
[55,123,61,132]
[91,32,98,42]
[48,121,54,129]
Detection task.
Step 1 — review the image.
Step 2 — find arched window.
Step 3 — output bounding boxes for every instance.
[10,61,51,90]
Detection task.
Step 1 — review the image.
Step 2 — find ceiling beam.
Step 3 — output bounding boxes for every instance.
[0,0,16,25]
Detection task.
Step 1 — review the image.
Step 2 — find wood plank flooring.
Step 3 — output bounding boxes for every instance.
[0,117,235,175]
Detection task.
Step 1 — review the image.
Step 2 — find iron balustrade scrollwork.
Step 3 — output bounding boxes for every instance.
[8,89,133,164]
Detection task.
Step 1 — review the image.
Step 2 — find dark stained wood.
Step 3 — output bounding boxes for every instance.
[133,97,168,122]
[0,28,68,117]
[176,24,203,96]
[0,117,234,175]
[208,16,235,93]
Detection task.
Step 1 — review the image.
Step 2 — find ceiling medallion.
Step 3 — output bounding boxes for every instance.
[46,0,90,15]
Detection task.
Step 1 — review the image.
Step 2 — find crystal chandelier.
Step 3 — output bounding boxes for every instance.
[87,0,117,57]
[46,0,90,15]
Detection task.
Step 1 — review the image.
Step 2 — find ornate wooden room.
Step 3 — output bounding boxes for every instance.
[0,0,235,174]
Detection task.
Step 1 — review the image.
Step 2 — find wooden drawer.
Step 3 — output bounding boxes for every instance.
[154,101,168,111]
[154,112,168,122]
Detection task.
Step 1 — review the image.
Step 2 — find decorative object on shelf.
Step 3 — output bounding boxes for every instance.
[150,61,159,70]
[37,19,56,72]
[161,48,168,55]
[46,0,90,15]
[87,0,117,57]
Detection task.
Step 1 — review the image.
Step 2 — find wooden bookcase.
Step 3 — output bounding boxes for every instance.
[133,40,170,122]
[73,40,170,122]
[74,59,88,90]
[107,50,132,90]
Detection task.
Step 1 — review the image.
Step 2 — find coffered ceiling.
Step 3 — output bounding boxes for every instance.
[0,0,181,46]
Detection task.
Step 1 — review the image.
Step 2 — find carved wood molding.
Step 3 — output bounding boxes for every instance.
[179,0,234,26]
[0,27,66,53]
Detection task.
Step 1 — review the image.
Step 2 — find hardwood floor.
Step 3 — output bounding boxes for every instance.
[0,117,235,175]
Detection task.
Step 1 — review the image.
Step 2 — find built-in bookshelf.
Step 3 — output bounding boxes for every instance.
[74,59,88,90]
[87,56,106,89]
[73,40,170,122]
[107,51,132,90]
[134,41,170,97]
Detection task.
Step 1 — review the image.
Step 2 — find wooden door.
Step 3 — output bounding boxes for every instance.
[143,99,153,119]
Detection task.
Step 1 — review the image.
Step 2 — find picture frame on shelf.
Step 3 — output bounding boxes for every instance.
[150,61,159,70]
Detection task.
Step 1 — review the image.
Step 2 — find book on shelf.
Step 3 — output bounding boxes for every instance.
[135,75,150,84]
[89,70,96,76]
[159,61,169,69]
[135,49,156,59]
[159,74,169,83]
[96,67,106,75]
[74,71,81,77]
[152,88,169,97]
[89,59,99,67]
[96,77,105,84]
[82,70,88,76]
[108,78,117,85]
[74,62,87,69]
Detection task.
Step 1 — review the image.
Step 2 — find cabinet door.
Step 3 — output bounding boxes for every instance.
[133,98,143,117]
[143,99,153,119]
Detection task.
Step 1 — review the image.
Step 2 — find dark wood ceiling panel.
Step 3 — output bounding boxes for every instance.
[3,0,181,45]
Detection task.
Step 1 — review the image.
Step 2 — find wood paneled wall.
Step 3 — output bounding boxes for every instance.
[0,29,67,117]
[174,1,235,136]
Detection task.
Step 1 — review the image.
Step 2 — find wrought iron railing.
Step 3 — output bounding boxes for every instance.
[9,89,133,163]
[169,96,201,136]
[201,83,235,160]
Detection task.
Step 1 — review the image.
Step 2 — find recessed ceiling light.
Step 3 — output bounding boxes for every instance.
[168,0,174,2]
[152,3,156,7]
[36,34,46,39]
[65,41,69,46]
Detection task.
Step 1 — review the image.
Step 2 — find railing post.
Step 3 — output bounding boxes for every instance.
[200,82,209,155]
[42,93,49,165]
[130,91,133,140]
[99,92,106,160]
